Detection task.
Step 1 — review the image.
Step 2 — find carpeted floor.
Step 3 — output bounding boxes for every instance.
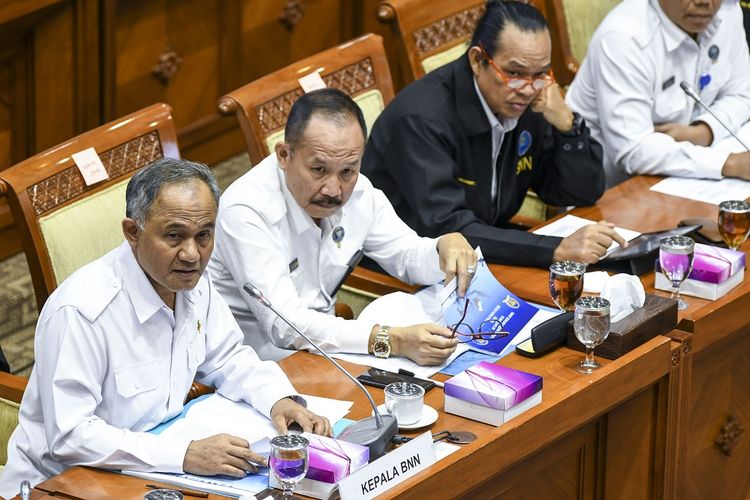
[0,153,252,377]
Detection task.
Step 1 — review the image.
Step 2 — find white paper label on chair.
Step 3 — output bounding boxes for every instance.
[72,147,109,186]
[298,71,327,92]
[338,431,436,499]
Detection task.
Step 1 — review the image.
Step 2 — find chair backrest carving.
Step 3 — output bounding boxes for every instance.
[218,34,394,166]
[0,103,179,311]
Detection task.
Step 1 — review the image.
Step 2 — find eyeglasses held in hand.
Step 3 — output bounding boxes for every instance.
[449,298,509,343]
[478,42,555,91]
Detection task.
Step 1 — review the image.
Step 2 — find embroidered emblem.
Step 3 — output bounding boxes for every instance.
[518,130,532,156]
[516,156,533,175]
[289,258,299,272]
[456,177,477,186]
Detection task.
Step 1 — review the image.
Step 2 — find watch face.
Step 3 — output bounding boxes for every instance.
[373,340,391,358]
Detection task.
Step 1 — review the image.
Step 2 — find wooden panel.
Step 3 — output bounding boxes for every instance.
[467,420,601,500]
[112,0,220,129]
[685,328,750,500]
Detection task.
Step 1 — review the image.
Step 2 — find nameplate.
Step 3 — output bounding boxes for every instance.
[338,431,436,499]
[72,147,109,186]
[298,70,327,93]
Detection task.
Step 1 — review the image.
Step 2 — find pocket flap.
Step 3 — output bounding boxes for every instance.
[113,359,160,398]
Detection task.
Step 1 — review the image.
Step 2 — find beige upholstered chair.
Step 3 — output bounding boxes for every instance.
[219,34,414,316]
[0,372,26,467]
[218,33,395,166]
[377,0,484,83]
[0,104,179,311]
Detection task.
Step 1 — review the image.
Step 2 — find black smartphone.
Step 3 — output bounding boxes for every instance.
[356,368,435,392]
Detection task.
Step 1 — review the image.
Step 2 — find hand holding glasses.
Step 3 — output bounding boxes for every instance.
[269,435,309,498]
[718,200,750,250]
[658,235,695,311]
[449,298,509,345]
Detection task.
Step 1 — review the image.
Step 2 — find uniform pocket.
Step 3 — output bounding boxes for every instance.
[113,359,159,398]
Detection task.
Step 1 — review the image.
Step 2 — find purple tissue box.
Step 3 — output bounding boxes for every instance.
[444,361,543,411]
[690,243,745,284]
[302,432,369,484]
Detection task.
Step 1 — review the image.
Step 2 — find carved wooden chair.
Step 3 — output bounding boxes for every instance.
[0,103,179,311]
[377,0,485,83]
[0,371,26,467]
[218,34,414,315]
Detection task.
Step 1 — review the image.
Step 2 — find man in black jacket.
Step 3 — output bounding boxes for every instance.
[362,1,623,268]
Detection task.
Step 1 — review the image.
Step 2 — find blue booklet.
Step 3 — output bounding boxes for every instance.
[440,254,541,356]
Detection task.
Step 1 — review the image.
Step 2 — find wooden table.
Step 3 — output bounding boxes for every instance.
[491,175,750,499]
[31,336,679,499]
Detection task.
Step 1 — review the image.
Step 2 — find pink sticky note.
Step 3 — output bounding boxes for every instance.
[298,71,327,92]
[71,148,109,186]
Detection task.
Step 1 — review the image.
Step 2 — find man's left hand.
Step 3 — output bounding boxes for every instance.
[270,397,332,437]
[530,83,574,132]
[436,233,477,297]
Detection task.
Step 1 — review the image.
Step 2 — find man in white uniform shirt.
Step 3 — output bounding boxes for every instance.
[566,0,750,186]
[0,159,330,497]
[208,88,477,364]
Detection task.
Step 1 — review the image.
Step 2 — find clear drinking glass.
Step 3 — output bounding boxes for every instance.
[718,200,750,250]
[573,296,610,374]
[549,261,586,312]
[269,435,309,498]
[659,235,695,311]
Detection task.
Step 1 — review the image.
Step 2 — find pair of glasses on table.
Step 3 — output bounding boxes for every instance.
[448,298,509,344]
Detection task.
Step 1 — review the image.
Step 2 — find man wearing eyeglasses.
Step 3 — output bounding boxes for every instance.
[362,1,621,268]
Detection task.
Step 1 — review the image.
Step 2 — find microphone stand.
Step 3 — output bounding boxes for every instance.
[679,81,750,152]
[243,283,398,459]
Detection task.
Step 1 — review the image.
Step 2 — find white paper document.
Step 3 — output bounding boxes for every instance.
[533,214,640,255]
[122,392,353,497]
[649,176,750,205]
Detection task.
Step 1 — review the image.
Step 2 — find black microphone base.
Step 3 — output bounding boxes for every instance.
[337,414,398,459]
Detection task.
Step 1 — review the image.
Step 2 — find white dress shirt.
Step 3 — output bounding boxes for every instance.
[0,242,296,497]
[566,0,750,186]
[207,154,443,361]
[473,77,518,200]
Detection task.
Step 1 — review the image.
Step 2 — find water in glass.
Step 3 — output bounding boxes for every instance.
[573,296,610,374]
[718,200,750,250]
[549,261,586,312]
[270,435,309,498]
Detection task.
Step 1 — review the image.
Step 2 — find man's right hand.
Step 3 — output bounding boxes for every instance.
[552,221,626,264]
[722,152,750,180]
[183,434,267,477]
[389,324,458,366]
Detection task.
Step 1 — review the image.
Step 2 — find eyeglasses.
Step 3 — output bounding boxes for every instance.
[449,298,509,344]
[478,42,555,91]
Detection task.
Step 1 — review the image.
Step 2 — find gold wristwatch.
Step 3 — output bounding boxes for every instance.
[372,325,392,358]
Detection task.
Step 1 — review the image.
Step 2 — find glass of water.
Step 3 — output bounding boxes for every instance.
[573,296,611,374]
[269,434,309,498]
[659,235,695,311]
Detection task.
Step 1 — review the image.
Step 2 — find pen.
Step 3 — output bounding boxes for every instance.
[329,248,364,297]
[146,484,209,498]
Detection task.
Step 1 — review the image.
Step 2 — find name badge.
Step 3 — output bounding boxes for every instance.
[662,76,675,90]
[289,258,299,272]
[338,431,436,499]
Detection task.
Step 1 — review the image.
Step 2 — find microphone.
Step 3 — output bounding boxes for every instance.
[679,81,750,152]
[242,282,398,459]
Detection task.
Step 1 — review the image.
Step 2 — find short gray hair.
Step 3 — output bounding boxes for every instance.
[125,158,221,228]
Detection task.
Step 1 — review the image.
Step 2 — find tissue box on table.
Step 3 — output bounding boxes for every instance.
[269,433,369,499]
[444,361,542,426]
[654,244,745,300]
[685,244,745,283]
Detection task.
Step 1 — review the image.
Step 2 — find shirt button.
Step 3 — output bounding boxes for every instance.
[563,143,572,152]
[134,380,141,389]
[577,141,584,150]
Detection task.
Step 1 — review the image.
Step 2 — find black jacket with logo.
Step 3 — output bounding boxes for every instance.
[362,55,605,267]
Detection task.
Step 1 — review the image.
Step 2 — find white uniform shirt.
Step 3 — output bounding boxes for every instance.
[566,0,750,186]
[0,242,296,497]
[207,154,443,361]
